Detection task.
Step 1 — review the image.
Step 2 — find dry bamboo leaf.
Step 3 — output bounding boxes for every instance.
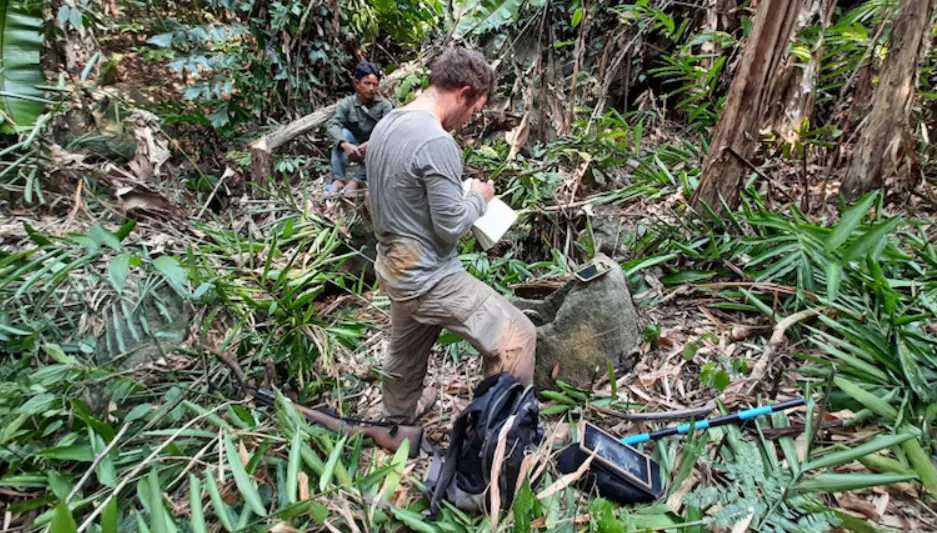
[666,470,700,511]
[489,414,516,533]
[506,112,530,160]
[514,453,537,495]
[834,493,879,521]
[536,449,596,501]
[872,493,889,517]
[238,441,250,467]
[298,471,310,501]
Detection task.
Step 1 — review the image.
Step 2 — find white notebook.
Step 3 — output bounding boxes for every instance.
[462,180,518,250]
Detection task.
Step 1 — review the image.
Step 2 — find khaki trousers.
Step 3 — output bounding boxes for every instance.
[382,270,536,423]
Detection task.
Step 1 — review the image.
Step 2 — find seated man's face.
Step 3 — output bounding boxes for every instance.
[356,74,379,102]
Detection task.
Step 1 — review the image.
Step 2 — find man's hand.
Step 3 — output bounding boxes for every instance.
[358,142,368,158]
[470,179,495,202]
[341,142,362,161]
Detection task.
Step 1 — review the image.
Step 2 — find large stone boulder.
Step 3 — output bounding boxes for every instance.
[512,254,640,392]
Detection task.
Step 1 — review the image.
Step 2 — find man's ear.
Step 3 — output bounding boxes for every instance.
[456,86,474,104]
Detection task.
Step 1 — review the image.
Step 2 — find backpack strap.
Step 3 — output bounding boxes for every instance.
[425,388,494,519]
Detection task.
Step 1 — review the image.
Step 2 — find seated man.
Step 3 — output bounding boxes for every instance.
[325,61,393,197]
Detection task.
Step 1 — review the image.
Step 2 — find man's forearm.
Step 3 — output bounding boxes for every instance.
[427,182,487,244]
[327,122,345,146]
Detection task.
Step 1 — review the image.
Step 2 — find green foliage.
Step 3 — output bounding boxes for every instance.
[454,0,533,38]
[346,0,441,48]
[0,222,200,361]
[815,0,891,98]
[684,408,914,533]
[0,0,46,132]
[139,0,442,130]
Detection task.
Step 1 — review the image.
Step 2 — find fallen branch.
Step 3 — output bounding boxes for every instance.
[587,402,716,422]
[745,307,825,395]
[66,423,131,503]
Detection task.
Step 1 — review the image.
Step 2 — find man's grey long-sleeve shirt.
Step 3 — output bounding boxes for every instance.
[365,109,487,301]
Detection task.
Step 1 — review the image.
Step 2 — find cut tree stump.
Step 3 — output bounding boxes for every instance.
[690,0,805,216]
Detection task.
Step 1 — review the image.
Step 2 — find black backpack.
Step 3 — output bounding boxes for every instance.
[424,372,543,519]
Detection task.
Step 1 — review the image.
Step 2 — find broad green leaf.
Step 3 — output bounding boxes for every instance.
[0,0,46,132]
[901,435,937,498]
[319,434,347,492]
[571,7,583,27]
[858,453,916,476]
[841,217,901,263]
[134,511,151,533]
[23,222,51,245]
[541,404,569,416]
[277,499,328,523]
[591,498,624,533]
[188,475,207,533]
[101,497,118,533]
[115,219,137,240]
[833,376,898,420]
[898,341,932,403]
[223,434,267,516]
[147,470,167,533]
[825,262,842,301]
[147,32,174,48]
[38,445,93,462]
[286,429,302,504]
[513,480,535,533]
[795,472,916,493]
[378,439,410,502]
[126,403,153,423]
[47,471,72,500]
[390,506,439,533]
[50,502,78,533]
[826,193,877,251]
[108,254,131,294]
[624,253,678,277]
[21,393,56,416]
[153,256,189,295]
[204,472,234,532]
[772,412,800,473]
[92,433,116,487]
[88,224,121,251]
[803,433,914,471]
[45,343,76,365]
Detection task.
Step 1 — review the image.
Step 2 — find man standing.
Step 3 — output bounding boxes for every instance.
[365,48,536,424]
[326,61,393,197]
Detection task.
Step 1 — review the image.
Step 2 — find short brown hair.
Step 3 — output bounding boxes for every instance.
[429,48,496,101]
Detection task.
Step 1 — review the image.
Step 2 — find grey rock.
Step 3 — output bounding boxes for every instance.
[95,285,192,369]
[512,254,640,392]
[585,208,632,259]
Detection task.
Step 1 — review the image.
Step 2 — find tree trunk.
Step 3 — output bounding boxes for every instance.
[763,0,835,143]
[690,0,804,215]
[840,0,937,201]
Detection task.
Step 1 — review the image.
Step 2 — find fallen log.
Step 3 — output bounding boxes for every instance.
[248,61,423,182]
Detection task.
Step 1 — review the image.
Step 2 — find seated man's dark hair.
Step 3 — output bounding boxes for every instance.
[354,62,381,81]
[428,48,496,101]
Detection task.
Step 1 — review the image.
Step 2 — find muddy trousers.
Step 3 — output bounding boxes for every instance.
[382,270,536,424]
